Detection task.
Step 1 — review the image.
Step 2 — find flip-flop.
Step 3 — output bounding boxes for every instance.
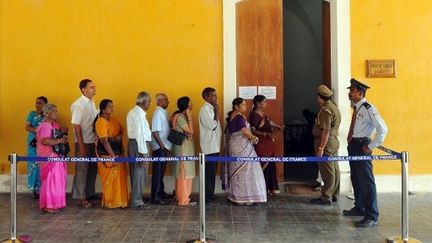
[42,208,59,213]
[183,201,197,207]
[79,200,93,208]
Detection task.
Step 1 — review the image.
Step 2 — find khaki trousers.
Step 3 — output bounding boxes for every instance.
[318,161,340,201]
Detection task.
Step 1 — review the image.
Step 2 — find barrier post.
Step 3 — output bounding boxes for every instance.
[1,154,22,243]
[386,152,421,243]
[199,153,206,242]
[11,154,18,242]
[187,153,215,243]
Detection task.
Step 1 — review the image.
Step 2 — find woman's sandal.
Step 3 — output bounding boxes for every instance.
[78,200,93,208]
[42,208,59,213]
[179,201,197,207]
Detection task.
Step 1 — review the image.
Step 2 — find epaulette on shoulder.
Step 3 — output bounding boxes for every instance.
[322,108,332,114]
[363,102,371,109]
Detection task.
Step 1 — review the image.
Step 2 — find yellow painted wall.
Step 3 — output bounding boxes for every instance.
[351,0,432,174]
[1,0,430,176]
[0,0,223,174]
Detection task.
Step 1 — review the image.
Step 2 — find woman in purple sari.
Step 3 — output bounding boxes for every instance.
[223,98,267,205]
[36,104,68,213]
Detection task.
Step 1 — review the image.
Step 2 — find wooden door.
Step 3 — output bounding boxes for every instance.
[322,1,331,88]
[236,0,284,181]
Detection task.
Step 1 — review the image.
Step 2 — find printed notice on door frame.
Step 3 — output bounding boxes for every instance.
[238,86,257,99]
[258,86,276,99]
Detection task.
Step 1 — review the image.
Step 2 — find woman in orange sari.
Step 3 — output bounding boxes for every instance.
[95,99,129,208]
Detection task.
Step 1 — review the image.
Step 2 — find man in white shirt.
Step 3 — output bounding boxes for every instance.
[127,91,152,208]
[150,93,172,205]
[199,87,222,205]
[71,79,99,208]
[343,78,388,228]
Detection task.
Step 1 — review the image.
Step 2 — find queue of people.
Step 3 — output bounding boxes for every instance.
[25,78,387,228]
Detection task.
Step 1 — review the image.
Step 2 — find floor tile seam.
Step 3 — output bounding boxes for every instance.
[174,222,184,242]
[120,226,135,242]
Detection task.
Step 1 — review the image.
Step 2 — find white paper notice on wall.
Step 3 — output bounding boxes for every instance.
[238,86,257,99]
[258,86,276,99]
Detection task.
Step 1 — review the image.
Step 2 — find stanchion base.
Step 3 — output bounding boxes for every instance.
[186,238,216,243]
[1,239,22,243]
[386,235,422,243]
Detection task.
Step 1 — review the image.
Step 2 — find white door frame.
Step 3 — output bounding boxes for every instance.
[222,0,352,177]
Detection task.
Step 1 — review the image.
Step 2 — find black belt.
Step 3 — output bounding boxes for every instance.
[351,137,369,142]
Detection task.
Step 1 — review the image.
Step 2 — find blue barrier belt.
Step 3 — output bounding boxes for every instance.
[378,146,401,157]
[16,154,400,163]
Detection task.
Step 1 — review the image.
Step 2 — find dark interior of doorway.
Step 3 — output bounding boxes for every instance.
[282,0,330,183]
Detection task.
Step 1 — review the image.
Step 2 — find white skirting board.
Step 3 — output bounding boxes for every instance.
[1,174,432,194]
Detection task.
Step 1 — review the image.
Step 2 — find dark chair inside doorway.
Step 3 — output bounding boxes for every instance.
[283,113,320,196]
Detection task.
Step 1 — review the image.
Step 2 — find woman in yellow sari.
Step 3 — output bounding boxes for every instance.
[95,99,129,208]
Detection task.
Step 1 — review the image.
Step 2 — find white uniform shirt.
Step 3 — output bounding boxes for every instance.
[151,106,172,151]
[126,105,152,154]
[71,95,98,143]
[199,102,222,154]
[352,98,388,149]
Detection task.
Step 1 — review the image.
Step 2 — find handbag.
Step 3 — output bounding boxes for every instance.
[52,128,70,157]
[167,114,186,145]
[97,138,122,156]
[168,129,186,145]
[30,138,37,148]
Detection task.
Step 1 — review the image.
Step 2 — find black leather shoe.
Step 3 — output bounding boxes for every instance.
[310,198,331,205]
[211,195,218,200]
[32,191,39,200]
[133,202,150,210]
[332,197,338,202]
[87,194,101,200]
[151,198,170,205]
[206,200,218,206]
[355,218,378,228]
[343,208,365,216]
[162,193,174,199]
[308,181,323,188]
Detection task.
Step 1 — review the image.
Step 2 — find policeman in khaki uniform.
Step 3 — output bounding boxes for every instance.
[310,85,341,205]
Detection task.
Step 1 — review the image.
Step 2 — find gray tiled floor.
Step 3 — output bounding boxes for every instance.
[0,193,430,242]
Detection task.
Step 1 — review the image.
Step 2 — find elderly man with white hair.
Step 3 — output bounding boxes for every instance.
[150,93,172,205]
[127,91,152,209]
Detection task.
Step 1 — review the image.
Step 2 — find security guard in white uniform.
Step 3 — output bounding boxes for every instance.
[343,78,388,228]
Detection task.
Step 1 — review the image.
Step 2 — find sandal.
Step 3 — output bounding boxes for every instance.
[235,202,254,206]
[78,200,93,208]
[42,208,59,213]
[179,201,197,207]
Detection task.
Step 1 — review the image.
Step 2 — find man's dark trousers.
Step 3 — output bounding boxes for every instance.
[205,153,218,203]
[151,148,167,203]
[348,137,379,221]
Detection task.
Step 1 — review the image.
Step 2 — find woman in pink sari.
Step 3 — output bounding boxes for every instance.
[36,104,68,213]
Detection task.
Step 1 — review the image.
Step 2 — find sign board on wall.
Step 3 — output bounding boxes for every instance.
[238,86,257,99]
[258,86,276,99]
[366,60,396,78]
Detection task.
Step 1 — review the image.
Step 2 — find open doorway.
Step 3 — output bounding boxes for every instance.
[223,0,352,186]
[283,0,330,183]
